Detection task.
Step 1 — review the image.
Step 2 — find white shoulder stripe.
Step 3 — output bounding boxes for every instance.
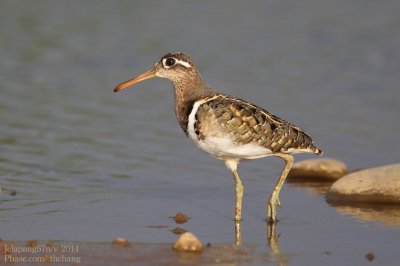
[187,100,203,141]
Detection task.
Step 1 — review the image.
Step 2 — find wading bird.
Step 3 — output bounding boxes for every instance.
[114,52,322,223]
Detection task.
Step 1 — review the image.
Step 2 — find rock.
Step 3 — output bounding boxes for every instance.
[288,158,347,181]
[26,240,38,248]
[170,212,190,224]
[172,232,203,252]
[327,163,400,203]
[112,237,131,247]
[365,252,375,262]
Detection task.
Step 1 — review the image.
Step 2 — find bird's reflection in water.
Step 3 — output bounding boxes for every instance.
[233,220,279,250]
[234,221,242,245]
[266,222,289,266]
[234,220,289,266]
[266,222,279,254]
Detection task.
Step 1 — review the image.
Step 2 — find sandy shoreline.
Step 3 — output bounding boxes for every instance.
[1,239,283,266]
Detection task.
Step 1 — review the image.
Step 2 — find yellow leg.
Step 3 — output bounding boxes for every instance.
[267,154,294,223]
[225,159,243,222]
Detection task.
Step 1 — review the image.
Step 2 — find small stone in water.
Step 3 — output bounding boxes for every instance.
[365,252,375,261]
[112,237,131,247]
[173,232,203,252]
[170,212,190,224]
[26,240,38,248]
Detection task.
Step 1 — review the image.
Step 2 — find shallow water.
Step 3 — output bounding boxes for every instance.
[1,1,400,265]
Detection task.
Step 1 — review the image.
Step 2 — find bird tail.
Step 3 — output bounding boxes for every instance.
[312,146,323,155]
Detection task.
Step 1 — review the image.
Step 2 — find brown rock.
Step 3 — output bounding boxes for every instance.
[170,212,190,224]
[172,232,203,252]
[365,252,375,261]
[112,237,131,247]
[327,163,400,203]
[288,158,347,181]
[26,240,38,248]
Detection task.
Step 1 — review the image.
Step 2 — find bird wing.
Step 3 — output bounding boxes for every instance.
[193,94,322,155]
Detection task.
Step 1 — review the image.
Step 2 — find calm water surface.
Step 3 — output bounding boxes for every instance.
[1,1,400,265]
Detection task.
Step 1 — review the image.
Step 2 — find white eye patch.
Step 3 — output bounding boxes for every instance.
[162,58,192,69]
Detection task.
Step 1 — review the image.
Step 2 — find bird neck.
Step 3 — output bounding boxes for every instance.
[172,74,216,135]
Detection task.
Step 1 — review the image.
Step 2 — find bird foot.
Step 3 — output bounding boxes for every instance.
[267,193,281,223]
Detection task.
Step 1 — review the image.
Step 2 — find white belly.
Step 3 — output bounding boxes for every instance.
[191,136,273,160]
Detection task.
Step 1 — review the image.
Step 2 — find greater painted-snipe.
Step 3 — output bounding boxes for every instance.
[114,52,322,223]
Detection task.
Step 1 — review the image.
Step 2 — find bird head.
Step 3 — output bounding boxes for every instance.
[114,52,198,92]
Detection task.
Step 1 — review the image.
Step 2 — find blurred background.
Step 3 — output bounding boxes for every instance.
[0,0,399,264]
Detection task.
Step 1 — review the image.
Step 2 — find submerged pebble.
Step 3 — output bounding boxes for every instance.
[112,237,131,247]
[170,212,190,224]
[327,163,400,203]
[171,227,187,235]
[26,240,38,248]
[173,232,203,252]
[365,252,375,262]
[288,158,347,181]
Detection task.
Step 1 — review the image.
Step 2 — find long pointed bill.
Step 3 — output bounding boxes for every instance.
[114,67,157,92]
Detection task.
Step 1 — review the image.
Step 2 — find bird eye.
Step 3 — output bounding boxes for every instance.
[165,57,176,67]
